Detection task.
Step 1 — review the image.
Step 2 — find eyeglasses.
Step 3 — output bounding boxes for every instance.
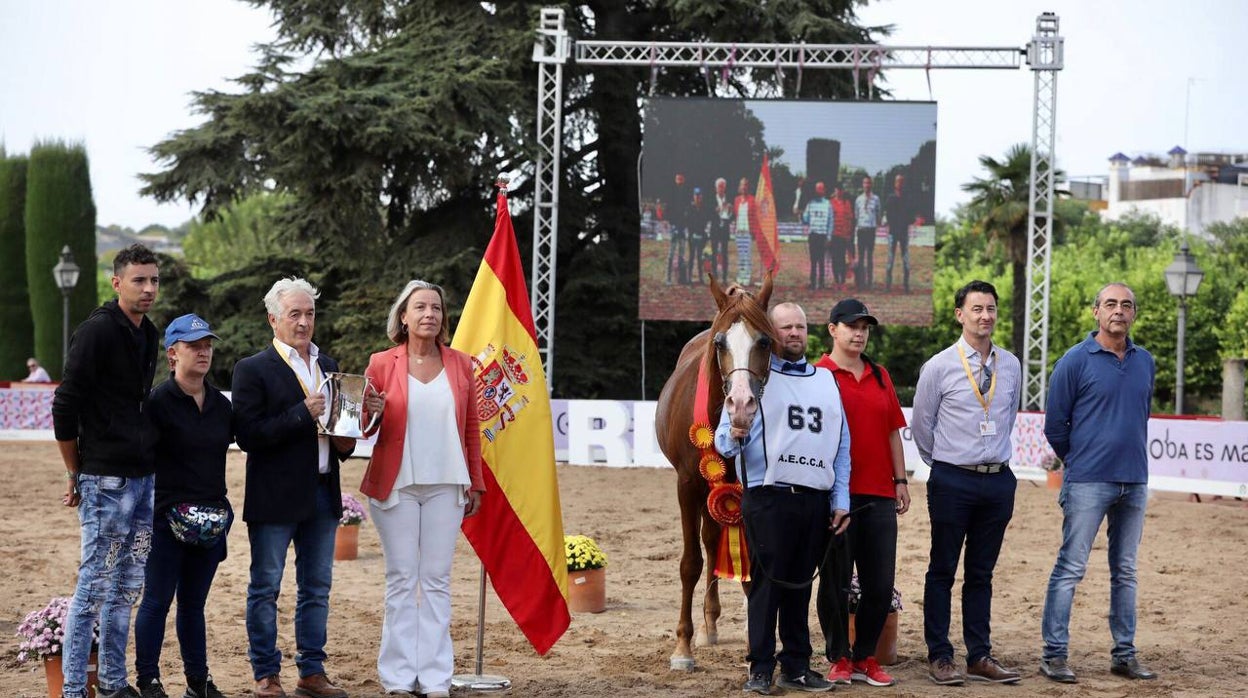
[1099,299,1135,311]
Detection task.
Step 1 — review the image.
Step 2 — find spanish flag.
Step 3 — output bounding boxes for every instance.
[451,191,570,655]
[755,153,780,273]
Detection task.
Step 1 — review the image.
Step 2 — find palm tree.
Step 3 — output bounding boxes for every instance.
[962,143,1067,356]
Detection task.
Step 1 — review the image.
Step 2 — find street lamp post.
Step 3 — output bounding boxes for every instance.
[1163,241,1204,414]
[52,245,81,370]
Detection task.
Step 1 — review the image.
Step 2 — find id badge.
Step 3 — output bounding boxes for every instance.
[979,420,997,437]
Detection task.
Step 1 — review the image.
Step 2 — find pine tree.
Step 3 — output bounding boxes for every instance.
[24,141,98,379]
[0,150,36,379]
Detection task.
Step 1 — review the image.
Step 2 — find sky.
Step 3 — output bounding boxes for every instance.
[2,0,1246,228]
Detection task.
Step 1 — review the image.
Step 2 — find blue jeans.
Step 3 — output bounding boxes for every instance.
[134,513,229,684]
[63,474,155,698]
[923,465,1015,664]
[1042,481,1147,661]
[245,481,338,680]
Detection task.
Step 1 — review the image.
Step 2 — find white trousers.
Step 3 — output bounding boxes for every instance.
[371,484,465,693]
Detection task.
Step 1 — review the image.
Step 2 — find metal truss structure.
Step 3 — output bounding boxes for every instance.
[532,9,1062,406]
[1022,14,1064,409]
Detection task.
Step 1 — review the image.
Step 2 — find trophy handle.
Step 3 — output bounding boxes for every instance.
[315,372,335,434]
[363,376,382,435]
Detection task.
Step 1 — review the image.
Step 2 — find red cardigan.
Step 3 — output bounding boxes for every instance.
[359,343,485,501]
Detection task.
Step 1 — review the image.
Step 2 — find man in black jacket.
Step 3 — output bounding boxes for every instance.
[52,243,161,698]
[233,277,354,698]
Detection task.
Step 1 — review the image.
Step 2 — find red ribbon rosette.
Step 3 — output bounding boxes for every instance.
[698,453,728,483]
[706,482,744,526]
[688,422,714,449]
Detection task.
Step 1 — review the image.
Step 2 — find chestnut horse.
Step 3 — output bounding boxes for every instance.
[656,273,776,671]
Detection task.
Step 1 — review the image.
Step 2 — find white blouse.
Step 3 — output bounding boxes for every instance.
[372,369,470,509]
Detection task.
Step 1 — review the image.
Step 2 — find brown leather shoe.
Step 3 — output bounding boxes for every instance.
[967,656,1022,683]
[294,673,348,698]
[928,657,965,685]
[255,674,287,698]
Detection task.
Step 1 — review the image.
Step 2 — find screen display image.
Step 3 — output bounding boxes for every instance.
[640,98,936,325]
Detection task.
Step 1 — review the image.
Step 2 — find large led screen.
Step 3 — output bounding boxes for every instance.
[640,98,936,325]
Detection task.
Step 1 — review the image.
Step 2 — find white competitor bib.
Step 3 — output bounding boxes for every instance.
[760,367,845,491]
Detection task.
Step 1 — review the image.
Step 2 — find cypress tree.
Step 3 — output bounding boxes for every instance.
[0,150,36,379]
[25,141,98,379]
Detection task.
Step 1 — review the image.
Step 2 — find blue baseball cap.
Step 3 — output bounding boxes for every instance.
[164,313,220,347]
[693,187,702,194]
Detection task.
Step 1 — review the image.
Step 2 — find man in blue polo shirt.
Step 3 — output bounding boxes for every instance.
[1040,282,1157,684]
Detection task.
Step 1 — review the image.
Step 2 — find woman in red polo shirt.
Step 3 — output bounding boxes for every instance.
[815,298,910,688]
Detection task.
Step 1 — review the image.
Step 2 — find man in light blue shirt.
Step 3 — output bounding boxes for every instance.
[853,177,881,290]
[802,182,833,290]
[1039,283,1157,684]
[911,280,1022,686]
[715,302,849,695]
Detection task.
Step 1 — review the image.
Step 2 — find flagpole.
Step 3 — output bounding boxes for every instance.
[451,175,515,692]
[450,562,511,691]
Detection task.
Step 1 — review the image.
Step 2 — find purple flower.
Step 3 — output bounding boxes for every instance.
[340,493,368,526]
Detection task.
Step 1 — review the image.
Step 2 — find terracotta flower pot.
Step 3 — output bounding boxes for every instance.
[43,652,97,698]
[1047,470,1063,490]
[567,567,606,613]
[848,611,899,665]
[334,524,360,561]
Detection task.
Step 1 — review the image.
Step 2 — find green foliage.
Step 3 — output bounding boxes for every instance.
[182,193,303,278]
[0,152,36,379]
[141,1,890,399]
[24,142,98,379]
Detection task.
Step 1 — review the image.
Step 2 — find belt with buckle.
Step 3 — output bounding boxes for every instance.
[936,461,1008,474]
[769,482,826,495]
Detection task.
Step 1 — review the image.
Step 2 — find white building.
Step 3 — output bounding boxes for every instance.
[1094,147,1248,235]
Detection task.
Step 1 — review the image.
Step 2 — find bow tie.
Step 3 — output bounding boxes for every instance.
[781,361,806,372]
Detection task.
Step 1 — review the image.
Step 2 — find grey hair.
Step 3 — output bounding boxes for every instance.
[715,177,727,187]
[386,280,450,345]
[263,277,320,316]
[1093,282,1135,308]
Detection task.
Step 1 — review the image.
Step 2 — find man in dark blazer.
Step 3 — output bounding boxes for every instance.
[233,277,355,698]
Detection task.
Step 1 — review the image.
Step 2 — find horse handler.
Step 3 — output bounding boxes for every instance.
[715,302,851,695]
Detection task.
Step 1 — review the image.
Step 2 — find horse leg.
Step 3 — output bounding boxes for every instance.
[671,477,705,671]
[697,512,723,646]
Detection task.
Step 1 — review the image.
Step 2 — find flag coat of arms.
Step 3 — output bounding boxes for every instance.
[450,191,570,655]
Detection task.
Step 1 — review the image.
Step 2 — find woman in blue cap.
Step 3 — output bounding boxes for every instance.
[133,314,233,698]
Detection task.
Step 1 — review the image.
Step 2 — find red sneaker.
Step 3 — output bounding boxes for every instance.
[852,657,897,687]
[826,657,852,685]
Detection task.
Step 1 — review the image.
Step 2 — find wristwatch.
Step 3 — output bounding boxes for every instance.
[893,477,908,485]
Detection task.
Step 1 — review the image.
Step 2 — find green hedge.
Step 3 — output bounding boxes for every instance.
[0,153,35,379]
[24,142,98,379]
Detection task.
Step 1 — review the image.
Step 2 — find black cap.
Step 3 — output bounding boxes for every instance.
[828,298,878,325]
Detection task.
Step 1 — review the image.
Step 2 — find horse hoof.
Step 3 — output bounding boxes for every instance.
[670,656,696,672]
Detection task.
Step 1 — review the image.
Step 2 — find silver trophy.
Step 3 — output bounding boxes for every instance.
[317,372,380,438]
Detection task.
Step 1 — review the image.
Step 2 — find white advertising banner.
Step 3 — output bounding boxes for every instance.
[549,399,1248,497]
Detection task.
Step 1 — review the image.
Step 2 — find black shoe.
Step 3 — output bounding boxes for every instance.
[99,687,142,698]
[1039,657,1078,683]
[777,669,833,692]
[1110,657,1157,680]
[183,675,227,698]
[742,672,773,695]
[137,678,170,698]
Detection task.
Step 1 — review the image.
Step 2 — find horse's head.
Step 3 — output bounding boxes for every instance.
[706,272,776,433]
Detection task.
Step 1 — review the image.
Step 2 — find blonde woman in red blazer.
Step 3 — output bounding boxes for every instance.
[359,280,484,698]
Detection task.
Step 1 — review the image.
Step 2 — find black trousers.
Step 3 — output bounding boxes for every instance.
[808,234,827,288]
[742,485,829,678]
[855,227,876,289]
[817,494,898,662]
[924,465,1016,664]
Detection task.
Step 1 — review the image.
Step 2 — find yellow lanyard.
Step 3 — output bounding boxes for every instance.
[956,343,996,416]
[272,338,322,398]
